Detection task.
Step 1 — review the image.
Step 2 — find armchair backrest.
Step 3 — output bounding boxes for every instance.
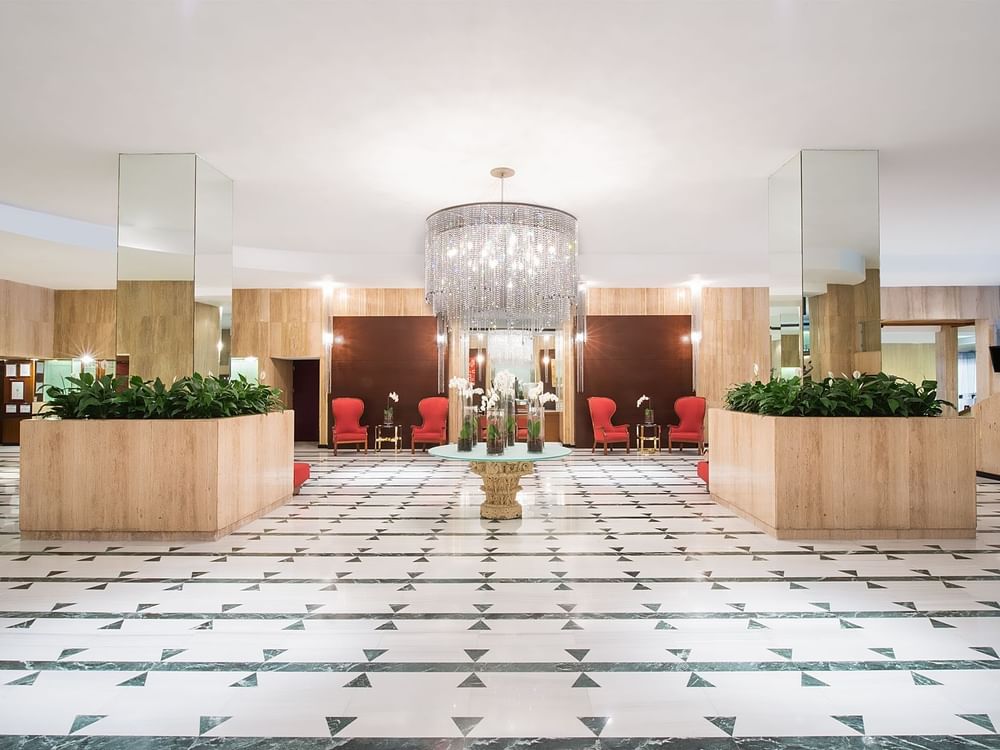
[417,397,448,433]
[674,396,707,433]
[587,396,619,432]
[332,397,365,432]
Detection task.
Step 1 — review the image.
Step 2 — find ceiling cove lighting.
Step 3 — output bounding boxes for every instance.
[424,167,579,334]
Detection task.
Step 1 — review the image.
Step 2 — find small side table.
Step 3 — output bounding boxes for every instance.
[636,423,661,455]
[375,424,401,454]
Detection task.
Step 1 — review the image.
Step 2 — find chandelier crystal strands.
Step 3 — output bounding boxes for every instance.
[425,167,579,333]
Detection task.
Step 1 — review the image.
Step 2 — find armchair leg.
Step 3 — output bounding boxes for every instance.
[333,441,338,456]
[592,441,596,454]
[603,442,608,456]
[699,441,705,455]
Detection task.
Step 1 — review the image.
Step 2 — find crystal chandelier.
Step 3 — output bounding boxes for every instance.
[425,168,579,333]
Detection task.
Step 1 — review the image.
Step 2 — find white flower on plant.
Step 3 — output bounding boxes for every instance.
[492,369,516,398]
[448,376,470,392]
[471,387,484,396]
[753,363,760,378]
[828,371,834,380]
[852,370,861,379]
[527,383,543,401]
[538,391,558,406]
[636,395,650,408]
[388,391,399,403]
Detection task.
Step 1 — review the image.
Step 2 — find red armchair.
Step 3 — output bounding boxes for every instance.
[331,397,369,455]
[668,396,707,454]
[587,397,630,455]
[411,396,448,453]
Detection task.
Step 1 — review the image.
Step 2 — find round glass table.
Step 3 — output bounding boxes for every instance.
[428,443,573,520]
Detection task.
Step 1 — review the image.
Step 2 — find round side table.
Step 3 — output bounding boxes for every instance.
[428,443,573,520]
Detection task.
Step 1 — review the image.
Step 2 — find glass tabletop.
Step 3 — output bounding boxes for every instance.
[429,443,573,462]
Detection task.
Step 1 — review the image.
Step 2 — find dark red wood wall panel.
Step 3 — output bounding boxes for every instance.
[330,316,444,447]
[574,315,693,447]
[292,359,320,443]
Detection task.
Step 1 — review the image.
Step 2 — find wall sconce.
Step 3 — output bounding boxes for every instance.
[322,331,334,348]
[333,334,344,345]
[691,331,702,343]
[320,280,336,298]
[80,353,95,366]
[216,340,224,353]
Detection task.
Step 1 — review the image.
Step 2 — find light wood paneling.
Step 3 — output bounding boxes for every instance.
[446,330,466,441]
[975,318,1000,401]
[882,343,936,385]
[53,290,116,359]
[268,289,323,358]
[697,288,770,409]
[0,279,54,358]
[194,301,222,376]
[116,280,194,382]
[881,286,1000,322]
[586,287,692,316]
[560,317,576,444]
[810,270,881,378]
[972,394,1000,475]
[935,326,958,412]
[20,411,294,540]
[331,288,432,317]
[709,408,977,538]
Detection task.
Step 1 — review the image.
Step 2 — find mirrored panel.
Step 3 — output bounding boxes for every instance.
[767,152,803,378]
[768,150,880,380]
[117,153,233,383]
[194,157,233,378]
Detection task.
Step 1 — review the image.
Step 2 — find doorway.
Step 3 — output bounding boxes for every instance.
[291,359,319,442]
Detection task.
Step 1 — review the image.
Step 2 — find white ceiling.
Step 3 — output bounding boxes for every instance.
[0,0,998,290]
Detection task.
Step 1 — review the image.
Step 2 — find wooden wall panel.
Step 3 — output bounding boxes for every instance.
[330,316,444,447]
[975,318,1000,401]
[268,289,323,358]
[809,270,882,378]
[332,288,432,317]
[881,285,1000,322]
[116,280,193,382]
[194,301,222,376]
[882,343,936,384]
[697,288,770,409]
[972,394,1000,475]
[934,326,959,412]
[53,290,116,359]
[586,287,692,316]
[575,315,693,448]
[0,279,54,359]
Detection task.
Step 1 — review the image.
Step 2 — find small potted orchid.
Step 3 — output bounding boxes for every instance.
[637,394,654,425]
[384,391,399,426]
[449,376,484,452]
[526,384,558,453]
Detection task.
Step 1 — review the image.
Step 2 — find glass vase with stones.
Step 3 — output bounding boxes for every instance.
[505,397,517,446]
[526,402,545,454]
[459,404,478,452]
[644,407,654,425]
[486,407,506,456]
[384,408,394,426]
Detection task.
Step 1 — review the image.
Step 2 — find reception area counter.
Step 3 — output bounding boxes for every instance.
[20,411,294,540]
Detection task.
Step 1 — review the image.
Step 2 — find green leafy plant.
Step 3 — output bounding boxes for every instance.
[43,372,282,420]
[724,372,953,417]
[527,419,542,440]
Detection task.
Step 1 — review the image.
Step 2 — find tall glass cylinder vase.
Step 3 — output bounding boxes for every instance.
[505,397,517,446]
[526,402,545,454]
[459,403,477,452]
[486,407,506,455]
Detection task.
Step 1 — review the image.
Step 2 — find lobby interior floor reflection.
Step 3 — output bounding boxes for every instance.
[0,445,999,748]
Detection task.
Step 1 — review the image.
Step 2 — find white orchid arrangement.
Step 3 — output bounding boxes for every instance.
[636,394,650,409]
[448,376,484,400]
[527,383,558,405]
[386,391,399,407]
[492,369,517,399]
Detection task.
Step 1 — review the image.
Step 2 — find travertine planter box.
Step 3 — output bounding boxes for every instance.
[20,411,294,540]
[708,408,976,539]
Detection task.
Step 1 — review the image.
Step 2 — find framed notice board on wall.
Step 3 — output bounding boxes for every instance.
[1,359,36,445]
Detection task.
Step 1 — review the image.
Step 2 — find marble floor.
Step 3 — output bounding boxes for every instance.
[0,444,999,749]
